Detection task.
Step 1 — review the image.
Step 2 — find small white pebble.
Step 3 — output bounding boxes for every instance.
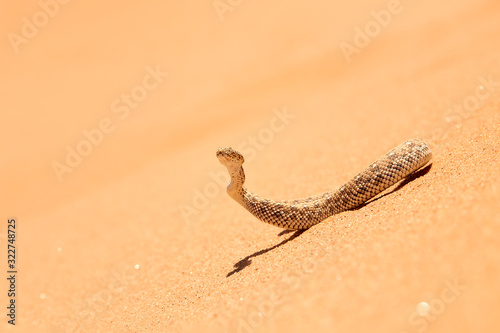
[40,293,46,299]
[134,264,140,270]
[416,302,430,316]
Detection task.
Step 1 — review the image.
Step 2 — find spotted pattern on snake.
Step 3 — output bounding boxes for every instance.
[216,138,432,230]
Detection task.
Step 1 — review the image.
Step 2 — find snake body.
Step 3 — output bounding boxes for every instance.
[216,139,432,230]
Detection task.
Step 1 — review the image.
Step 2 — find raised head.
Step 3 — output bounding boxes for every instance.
[216,147,245,168]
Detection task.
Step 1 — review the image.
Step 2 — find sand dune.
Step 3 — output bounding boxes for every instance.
[1,0,500,332]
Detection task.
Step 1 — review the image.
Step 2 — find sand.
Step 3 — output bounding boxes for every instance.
[1,0,500,332]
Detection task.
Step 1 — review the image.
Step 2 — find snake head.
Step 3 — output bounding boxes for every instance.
[216,147,245,167]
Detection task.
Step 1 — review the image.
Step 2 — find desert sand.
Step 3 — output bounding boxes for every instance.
[1,0,500,332]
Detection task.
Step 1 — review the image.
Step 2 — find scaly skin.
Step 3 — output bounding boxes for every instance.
[217,139,432,230]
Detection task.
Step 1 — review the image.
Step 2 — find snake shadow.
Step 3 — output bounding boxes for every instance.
[226,229,305,277]
[355,163,433,209]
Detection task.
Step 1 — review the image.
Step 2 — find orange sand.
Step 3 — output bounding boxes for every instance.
[1,0,500,332]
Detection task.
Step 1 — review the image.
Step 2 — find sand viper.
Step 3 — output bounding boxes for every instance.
[216,139,432,230]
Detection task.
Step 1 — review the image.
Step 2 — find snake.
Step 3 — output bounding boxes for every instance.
[216,138,432,230]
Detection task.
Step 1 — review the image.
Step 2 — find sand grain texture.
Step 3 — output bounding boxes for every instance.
[1,0,500,332]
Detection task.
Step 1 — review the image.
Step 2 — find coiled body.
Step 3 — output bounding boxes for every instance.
[217,139,432,230]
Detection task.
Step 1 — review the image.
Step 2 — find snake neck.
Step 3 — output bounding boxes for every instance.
[226,165,247,204]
